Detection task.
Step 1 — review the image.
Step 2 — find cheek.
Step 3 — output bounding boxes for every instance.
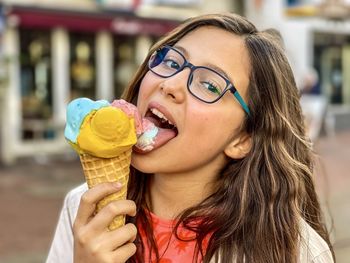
[138,72,156,101]
[190,102,239,130]
[186,106,238,146]
[137,74,152,111]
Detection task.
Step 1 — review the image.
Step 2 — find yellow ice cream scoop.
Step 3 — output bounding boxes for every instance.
[76,107,137,158]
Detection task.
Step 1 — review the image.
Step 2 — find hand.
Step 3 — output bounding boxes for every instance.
[73,182,137,263]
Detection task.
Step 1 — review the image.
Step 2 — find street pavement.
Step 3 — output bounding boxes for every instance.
[0,131,349,263]
[314,131,350,262]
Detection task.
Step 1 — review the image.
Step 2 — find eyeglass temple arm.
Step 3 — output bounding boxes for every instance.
[231,90,251,116]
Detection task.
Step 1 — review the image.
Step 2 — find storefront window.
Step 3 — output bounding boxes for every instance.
[19,28,53,140]
[113,35,157,99]
[70,33,96,100]
[314,32,347,104]
[113,36,138,99]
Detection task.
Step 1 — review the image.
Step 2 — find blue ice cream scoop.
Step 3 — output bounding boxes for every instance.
[64,98,110,143]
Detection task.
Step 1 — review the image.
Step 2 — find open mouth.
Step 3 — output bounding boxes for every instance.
[146,108,178,132]
[134,107,178,153]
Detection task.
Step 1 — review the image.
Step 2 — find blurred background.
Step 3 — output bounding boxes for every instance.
[0,0,349,262]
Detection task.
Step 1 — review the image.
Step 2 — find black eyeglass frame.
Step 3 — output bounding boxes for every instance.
[147,45,251,116]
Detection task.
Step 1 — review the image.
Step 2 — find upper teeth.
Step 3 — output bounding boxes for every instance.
[150,108,174,126]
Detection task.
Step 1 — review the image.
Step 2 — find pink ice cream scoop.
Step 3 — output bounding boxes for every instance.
[112,99,159,152]
[111,100,143,135]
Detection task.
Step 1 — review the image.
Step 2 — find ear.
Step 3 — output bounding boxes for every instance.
[224,132,252,159]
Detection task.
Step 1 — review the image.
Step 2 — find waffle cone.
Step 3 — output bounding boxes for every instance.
[79,150,131,230]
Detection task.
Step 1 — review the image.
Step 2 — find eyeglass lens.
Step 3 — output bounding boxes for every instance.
[148,46,228,103]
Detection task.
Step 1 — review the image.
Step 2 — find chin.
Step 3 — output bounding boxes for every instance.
[131,152,184,175]
[131,152,158,174]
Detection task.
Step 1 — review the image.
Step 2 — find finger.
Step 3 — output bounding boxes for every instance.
[101,223,137,251]
[88,200,137,232]
[112,242,137,263]
[74,182,122,228]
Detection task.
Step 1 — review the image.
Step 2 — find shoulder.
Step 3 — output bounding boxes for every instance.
[45,184,88,263]
[299,219,334,263]
[211,219,333,263]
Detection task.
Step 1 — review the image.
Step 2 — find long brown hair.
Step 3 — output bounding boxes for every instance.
[123,13,334,263]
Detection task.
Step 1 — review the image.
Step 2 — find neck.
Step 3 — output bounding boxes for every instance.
[148,171,217,220]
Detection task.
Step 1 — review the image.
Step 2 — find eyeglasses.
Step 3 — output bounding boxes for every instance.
[147,45,250,116]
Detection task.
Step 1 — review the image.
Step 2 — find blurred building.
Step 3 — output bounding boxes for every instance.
[0,0,243,164]
[246,0,350,134]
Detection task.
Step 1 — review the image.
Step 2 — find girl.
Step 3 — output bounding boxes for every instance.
[47,13,335,263]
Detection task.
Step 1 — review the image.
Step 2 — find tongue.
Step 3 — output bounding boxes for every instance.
[133,116,177,153]
[151,127,177,149]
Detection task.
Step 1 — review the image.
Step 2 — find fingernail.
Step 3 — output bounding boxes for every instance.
[113,182,122,189]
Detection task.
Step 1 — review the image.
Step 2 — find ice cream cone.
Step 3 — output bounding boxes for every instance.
[79,149,132,230]
[65,99,157,230]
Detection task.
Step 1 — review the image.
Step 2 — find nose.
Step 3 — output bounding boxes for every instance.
[159,68,189,103]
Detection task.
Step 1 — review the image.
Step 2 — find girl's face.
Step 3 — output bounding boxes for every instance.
[132,26,251,177]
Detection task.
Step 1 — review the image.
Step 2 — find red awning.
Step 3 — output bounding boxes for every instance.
[7,6,178,36]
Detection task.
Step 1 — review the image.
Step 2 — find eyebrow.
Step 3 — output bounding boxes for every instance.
[173,45,234,84]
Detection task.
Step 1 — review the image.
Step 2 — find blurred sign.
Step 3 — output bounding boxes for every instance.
[286,0,322,7]
[96,0,140,10]
[285,0,350,19]
[141,0,201,6]
[112,17,177,35]
[285,0,332,17]
[0,5,4,34]
[287,0,350,5]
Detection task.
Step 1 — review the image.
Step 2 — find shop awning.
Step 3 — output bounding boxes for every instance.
[7,5,179,36]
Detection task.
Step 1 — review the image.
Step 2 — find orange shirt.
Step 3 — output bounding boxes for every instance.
[137,211,210,263]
